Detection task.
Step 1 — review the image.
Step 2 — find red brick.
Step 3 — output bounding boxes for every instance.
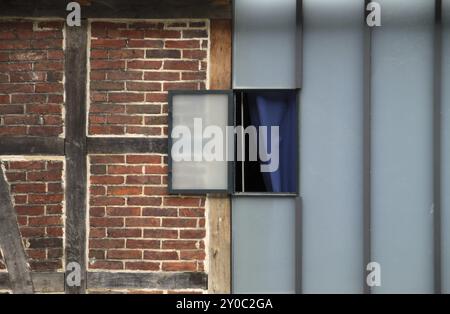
[178,208,204,217]
[28,194,63,204]
[90,261,123,270]
[90,239,125,249]
[108,93,144,103]
[162,261,196,271]
[145,30,180,39]
[144,250,178,260]
[109,49,145,59]
[91,176,124,185]
[143,229,178,239]
[28,216,62,226]
[142,207,175,217]
[108,165,143,174]
[15,205,45,216]
[90,217,124,227]
[106,207,141,216]
[107,228,142,238]
[91,60,125,70]
[162,240,198,250]
[91,81,124,91]
[179,250,206,260]
[180,229,206,239]
[90,207,106,218]
[143,187,168,196]
[46,227,63,237]
[125,261,160,271]
[90,228,106,238]
[126,175,161,185]
[127,60,162,70]
[125,217,160,227]
[165,40,200,49]
[106,71,142,80]
[126,82,161,91]
[27,170,61,181]
[91,155,125,164]
[126,155,161,164]
[108,186,142,196]
[143,71,180,81]
[127,197,162,206]
[91,39,127,48]
[126,239,160,249]
[90,196,125,206]
[8,161,45,170]
[162,218,197,228]
[127,39,163,48]
[163,60,198,71]
[164,197,201,207]
[20,227,46,237]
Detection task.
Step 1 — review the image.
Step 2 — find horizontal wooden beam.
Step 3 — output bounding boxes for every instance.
[0,272,65,292]
[87,272,207,290]
[0,0,231,19]
[87,137,167,154]
[0,137,64,156]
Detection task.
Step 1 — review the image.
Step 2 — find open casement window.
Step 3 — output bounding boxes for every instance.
[168,90,234,194]
[168,90,299,195]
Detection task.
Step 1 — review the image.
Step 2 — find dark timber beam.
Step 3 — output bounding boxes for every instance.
[64,21,88,294]
[0,165,34,294]
[87,272,207,290]
[87,137,167,154]
[0,0,232,19]
[0,137,64,156]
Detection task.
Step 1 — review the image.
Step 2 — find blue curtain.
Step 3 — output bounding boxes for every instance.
[247,91,297,193]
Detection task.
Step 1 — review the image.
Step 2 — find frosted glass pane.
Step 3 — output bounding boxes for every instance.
[300,0,364,293]
[371,0,434,293]
[233,0,297,88]
[442,0,450,294]
[232,197,296,293]
[171,94,229,191]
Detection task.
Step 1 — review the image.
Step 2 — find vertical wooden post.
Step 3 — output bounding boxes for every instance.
[0,164,34,294]
[64,21,88,294]
[208,19,232,294]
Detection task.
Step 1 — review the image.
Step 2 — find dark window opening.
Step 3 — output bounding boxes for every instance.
[234,90,298,194]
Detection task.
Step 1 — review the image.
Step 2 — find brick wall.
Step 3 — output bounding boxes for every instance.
[89,20,208,136]
[0,21,64,137]
[88,154,206,272]
[0,159,64,272]
[0,18,211,293]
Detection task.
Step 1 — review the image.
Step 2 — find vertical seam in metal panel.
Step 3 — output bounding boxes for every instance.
[296,0,303,88]
[433,0,443,295]
[363,0,372,295]
[295,0,303,294]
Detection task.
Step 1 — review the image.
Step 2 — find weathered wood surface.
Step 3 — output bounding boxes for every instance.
[0,137,64,156]
[87,137,167,154]
[0,272,64,293]
[0,0,232,19]
[64,21,88,294]
[87,272,207,290]
[0,165,34,294]
[207,19,232,294]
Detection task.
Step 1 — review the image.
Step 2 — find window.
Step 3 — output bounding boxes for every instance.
[168,90,299,195]
[234,90,298,194]
[168,90,233,194]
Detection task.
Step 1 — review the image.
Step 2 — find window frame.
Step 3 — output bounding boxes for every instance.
[167,89,235,195]
[167,89,300,196]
